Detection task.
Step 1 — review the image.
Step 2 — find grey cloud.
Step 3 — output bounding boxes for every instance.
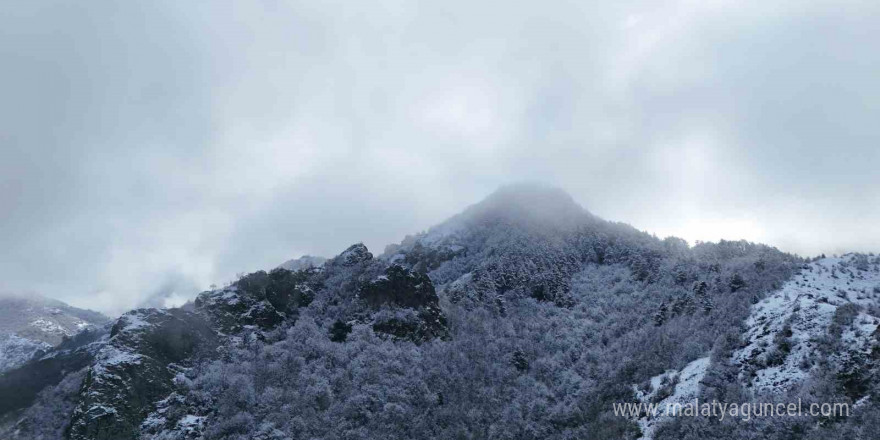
[2,0,879,314]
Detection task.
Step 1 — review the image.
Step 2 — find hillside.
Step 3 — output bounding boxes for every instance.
[5,185,878,440]
[0,294,107,374]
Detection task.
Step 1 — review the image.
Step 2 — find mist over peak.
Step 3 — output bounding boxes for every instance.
[444,183,592,232]
[475,183,585,214]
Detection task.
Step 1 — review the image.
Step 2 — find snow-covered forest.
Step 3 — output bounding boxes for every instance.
[3,0,879,435]
[3,186,880,439]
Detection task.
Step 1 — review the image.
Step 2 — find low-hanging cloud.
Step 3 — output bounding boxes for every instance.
[2,0,879,314]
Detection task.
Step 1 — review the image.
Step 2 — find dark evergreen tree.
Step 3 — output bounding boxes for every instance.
[729,273,746,292]
[654,301,668,326]
[511,349,529,372]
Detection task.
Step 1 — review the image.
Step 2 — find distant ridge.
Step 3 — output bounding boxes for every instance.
[0,293,107,373]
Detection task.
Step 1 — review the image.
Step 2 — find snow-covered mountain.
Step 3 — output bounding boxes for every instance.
[630,253,880,439]
[2,185,878,440]
[735,254,880,394]
[0,294,107,374]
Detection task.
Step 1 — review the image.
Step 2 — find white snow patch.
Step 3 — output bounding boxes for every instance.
[29,318,68,335]
[179,415,204,427]
[734,255,880,394]
[0,334,52,372]
[633,356,710,440]
[116,312,156,333]
[91,345,143,378]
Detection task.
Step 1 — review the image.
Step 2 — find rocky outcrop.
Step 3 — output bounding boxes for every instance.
[335,243,373,267]
[194,267,316,333]
[360,264,449,342]
[194,286,283,334]
[13,266,319,440]
[68,309,218,440]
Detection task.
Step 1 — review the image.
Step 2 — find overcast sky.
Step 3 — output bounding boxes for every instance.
[2,0,879,314]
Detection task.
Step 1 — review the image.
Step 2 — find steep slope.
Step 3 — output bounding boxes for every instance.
[131,185,795,439]
[382,183,603,306]
[1,185,809,440]
[0,293,107,373]
[0,324,108,436]
[3,240,447,439]
[632,357,711,439]
[735,254,880,395]
[648,253,880,440]
[66,309,219,440]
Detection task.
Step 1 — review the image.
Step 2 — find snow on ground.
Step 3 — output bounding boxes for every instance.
[633,357,710,440]
[0,334,52,373]
[116,311,155,333]
[29,318,69,335]
[178,414,206,432]
[734,254,880,394]
[419,218,464,247]
[88,310,160,378]
[90,345,143,379]
[631,254,880,439]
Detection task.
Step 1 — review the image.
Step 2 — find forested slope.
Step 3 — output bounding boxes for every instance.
[10,185,865,440]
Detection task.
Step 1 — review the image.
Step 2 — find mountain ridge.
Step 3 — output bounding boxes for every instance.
[5,185,879,440]
[0,293,108,374]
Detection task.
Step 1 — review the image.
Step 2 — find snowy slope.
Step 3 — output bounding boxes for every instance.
[0,335,52,373]
[0,293,108,373]
[633,357,711,440]
[633,253,880,439]
[734,254,880,394]
[0,186,818,440]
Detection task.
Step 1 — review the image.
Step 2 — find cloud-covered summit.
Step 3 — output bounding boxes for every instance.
[1,0,879,314]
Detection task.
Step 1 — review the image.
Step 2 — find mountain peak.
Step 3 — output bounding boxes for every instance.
[406,184,592,250]
[459,183,590,229]
[480,183,581,209]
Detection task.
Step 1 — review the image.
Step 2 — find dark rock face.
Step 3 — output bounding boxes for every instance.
[360,265,449,342]
[264,268,316,313]
[360,265,439,309]
[194,268,316,334]
[67,309,218,440]
[336,243,373,266]
[194,282,281,334]
[371,304,448,343]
